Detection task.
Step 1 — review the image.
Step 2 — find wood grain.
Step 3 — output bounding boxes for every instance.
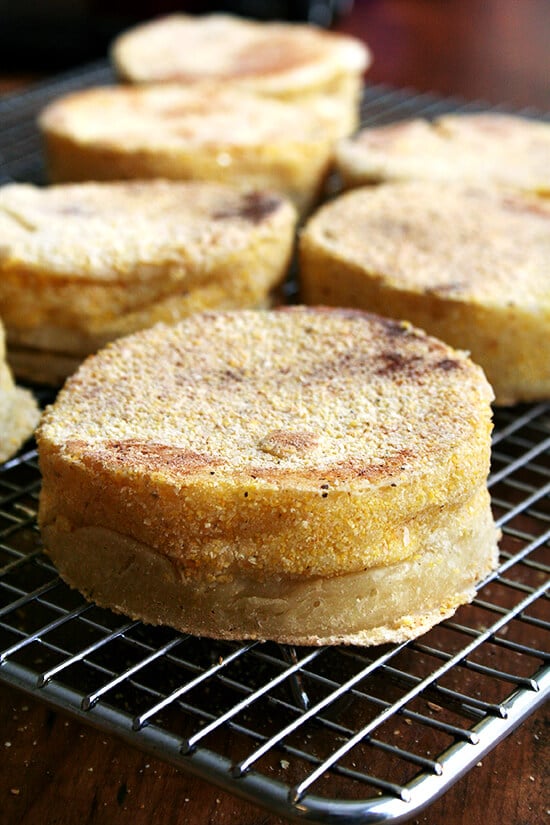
[0,681,547,825]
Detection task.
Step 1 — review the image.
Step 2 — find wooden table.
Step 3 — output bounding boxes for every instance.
[335,0,550,111]
[1,1,548,823]
[0,681,546,825]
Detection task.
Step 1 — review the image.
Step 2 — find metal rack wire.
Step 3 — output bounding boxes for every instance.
[0,64,549,824]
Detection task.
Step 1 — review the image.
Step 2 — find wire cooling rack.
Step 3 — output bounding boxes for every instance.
[0,64,549,824]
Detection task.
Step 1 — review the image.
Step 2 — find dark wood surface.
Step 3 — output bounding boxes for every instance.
[335,0,550,111]
[1,1,549,823]
[0,680,546,825]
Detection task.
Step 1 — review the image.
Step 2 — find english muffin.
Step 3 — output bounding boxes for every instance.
[0,319,40,463]
[39,83,354,215]
[111,12,369,127]
[37,306,499,646]
[0,180,296,385]
[299,182,550,405]
[335,112,550,194]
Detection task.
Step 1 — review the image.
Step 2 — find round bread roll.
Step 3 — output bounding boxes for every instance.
[300,182,550,405]
[111,13,369,113]
[39,83,354,215]
[335,113,550,194]
[0,180,296,385]
[37,307,499,646]
[0,319,40,463]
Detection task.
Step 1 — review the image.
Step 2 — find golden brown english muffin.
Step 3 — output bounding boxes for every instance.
[299,182,550,405]
[111,12,369,126]
[335,112,550,194]
[0,180,296,385]
[39,83,355,215]
[0,318,40,462]
[37,306,499,646]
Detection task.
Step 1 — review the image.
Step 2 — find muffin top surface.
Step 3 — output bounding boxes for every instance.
[303,183,550,307]
[39,83,349,148]
[337,113,550,192]
[38,307,493,490]
[0,181,294,280]
[112,13,370,87]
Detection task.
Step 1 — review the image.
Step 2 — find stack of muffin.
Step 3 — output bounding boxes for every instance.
[301,111,550,405]
[0,12,370,389]
[3,11,549,647]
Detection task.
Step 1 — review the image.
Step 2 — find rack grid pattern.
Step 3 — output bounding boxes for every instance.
[0,64,549,824]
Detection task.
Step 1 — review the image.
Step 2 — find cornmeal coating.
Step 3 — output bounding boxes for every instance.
[38,307,499,645]
[336,113,550,194]
[39,83,354,215]
[0,180,296,384]
[300,182,550,405]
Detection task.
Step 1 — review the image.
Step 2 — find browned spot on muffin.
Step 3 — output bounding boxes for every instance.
[219,368,244,384]
[285,307,418,342]
[424,282,468,296]
[330,448,415,482]
[378,316,419,339]
[375,351,424,378]
[70,439,221,475]
[214,191,282,224]
[437,358,461,372]
[501,195,550,219]
[248,446,416,484]
[232,35,319,76]
[258,429,319,458]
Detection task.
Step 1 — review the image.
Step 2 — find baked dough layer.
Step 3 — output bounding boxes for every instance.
[42,486,498,646]
[39,84,354,215]
[37,307,499,644]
